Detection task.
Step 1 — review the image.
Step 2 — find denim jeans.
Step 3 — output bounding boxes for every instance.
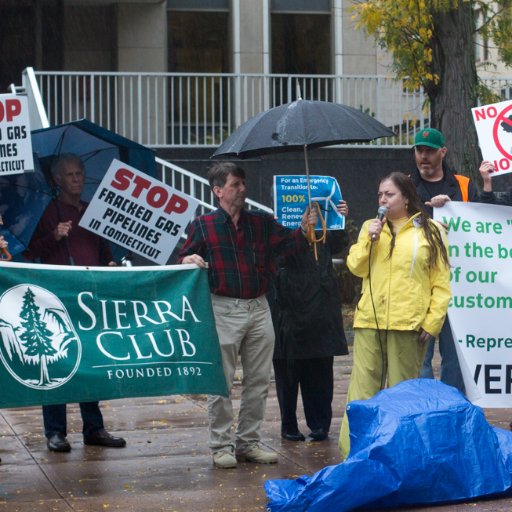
[420,318,465,394]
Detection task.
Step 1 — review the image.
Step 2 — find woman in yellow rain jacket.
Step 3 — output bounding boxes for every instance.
[339,172,451,459]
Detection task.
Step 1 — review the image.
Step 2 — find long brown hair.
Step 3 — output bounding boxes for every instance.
[380,172,449,268]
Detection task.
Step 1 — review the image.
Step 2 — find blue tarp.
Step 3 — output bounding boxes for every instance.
[265,379,512,511]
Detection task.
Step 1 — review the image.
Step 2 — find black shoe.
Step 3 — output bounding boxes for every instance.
[281,431,306,442]
[84,429,126,448]
[47,433,71,452]
[309,429,328,441]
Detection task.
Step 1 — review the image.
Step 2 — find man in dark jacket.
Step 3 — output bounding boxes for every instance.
[411,128,479,394]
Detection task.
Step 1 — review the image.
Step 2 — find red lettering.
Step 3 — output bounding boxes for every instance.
[165,194,188,214]
[109,166,189,214]
[474,105,497,122]
[474,108,487,122]
[111,167,134,191]
[494,158,511,171]
[0,99,22,122]
[147,186,168,208]
[5,99,21,121]
[132,175,151,198]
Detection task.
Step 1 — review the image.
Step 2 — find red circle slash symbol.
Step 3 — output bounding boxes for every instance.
[493,103,512,160]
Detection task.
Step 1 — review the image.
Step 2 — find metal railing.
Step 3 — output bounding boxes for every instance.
[28,69,512,151]
[34,70,430,148]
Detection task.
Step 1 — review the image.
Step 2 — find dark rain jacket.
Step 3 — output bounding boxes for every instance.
[271,230,349,360]
[480,188,512,206]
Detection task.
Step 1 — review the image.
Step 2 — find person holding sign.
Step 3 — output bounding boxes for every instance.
[178,161,317,469]
[25,154,126,453]
[271,200,349,443]
[411,128,479,394]
[338,172,451,459]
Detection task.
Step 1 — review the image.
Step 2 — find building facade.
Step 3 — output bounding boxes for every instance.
[1,0,392,91]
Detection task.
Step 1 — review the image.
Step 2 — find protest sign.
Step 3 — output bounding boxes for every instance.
[79,159,198,265]
[0,261,227,408]
[435,202,512,407]
[273,175,344,230]
[0,94,34,175]
[472,99,512,177]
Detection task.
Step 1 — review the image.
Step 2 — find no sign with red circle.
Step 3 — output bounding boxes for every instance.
[472,99,512,176]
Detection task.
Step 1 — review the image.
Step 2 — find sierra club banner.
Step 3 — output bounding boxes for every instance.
[434,202,512,407]
[0,261,228,408]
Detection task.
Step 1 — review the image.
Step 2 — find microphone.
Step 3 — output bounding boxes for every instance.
[371,206,388,241]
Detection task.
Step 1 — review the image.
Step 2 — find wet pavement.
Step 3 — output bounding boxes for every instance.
[1,350,512,512]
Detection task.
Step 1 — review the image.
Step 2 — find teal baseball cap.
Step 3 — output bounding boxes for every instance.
[413,128,445,149]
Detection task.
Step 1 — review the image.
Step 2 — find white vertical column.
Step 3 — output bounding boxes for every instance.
[333,0,343,102]
[262,0,270,109]
[232,0,242,126]
[232,0,241,75]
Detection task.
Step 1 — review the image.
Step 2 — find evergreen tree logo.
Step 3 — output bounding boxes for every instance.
[0,284,82,390]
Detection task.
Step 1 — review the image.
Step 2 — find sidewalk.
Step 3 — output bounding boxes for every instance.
[1,352,512,511]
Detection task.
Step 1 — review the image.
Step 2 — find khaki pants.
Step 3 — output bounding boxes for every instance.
[208,294,275,453]
[338,328,428,459]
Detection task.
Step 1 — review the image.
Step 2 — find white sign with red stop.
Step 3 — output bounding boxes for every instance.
[0,94,34,175]
[80,159,199,265]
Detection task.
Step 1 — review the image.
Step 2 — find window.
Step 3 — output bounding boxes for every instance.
[271,9,331,103]
[167,7,230,144]
[168,11,229,73]
[271,13,331,75]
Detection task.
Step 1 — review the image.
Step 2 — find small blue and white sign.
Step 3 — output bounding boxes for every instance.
[273,175,345,230]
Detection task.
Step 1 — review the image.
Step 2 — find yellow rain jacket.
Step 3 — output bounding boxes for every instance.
[348,213,451,337]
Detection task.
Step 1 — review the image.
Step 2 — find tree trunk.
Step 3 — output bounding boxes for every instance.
[430,2,481,179]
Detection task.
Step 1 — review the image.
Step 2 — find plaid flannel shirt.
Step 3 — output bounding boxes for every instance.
[178,207,306,299]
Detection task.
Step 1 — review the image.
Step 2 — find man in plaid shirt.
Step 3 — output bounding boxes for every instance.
[179,161,317,469]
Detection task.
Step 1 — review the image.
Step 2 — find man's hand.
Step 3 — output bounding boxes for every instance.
[182,254,207,268]
[426,194,451,208]
[479,160,495,192]
[54,221,72,241]
[418,329,433,344]
[300,205,318,235]
[336,200,348,217]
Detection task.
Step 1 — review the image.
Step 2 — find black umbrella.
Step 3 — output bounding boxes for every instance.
[213,99,394,157]
[212,98,395,256]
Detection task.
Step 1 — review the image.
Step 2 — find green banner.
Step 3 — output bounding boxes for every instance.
[0,262,227,408]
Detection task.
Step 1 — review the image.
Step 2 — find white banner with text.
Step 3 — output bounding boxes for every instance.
[435,202,512,407]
